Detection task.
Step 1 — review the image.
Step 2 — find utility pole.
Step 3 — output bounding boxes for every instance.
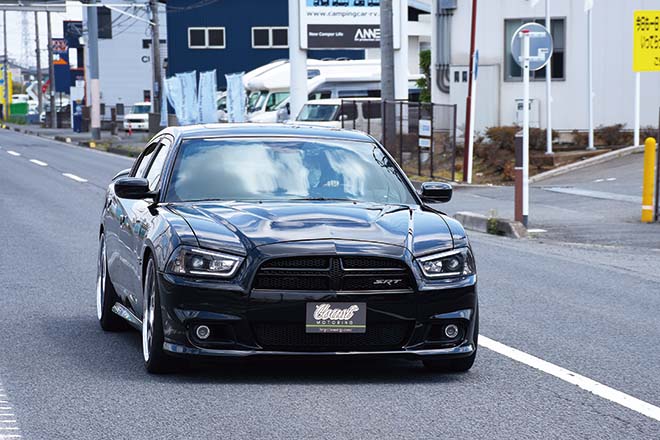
[462,0,477,181]
[380,0,395,149]
[149,0,161,117]
[2,11,8,121]
[47,11,56,129]
[87,0,101,140]
[544,0,553,155]
[34,11,43,116]
[288,0,307,120]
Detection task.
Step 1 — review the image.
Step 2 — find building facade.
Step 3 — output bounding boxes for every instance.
[432,0,660,133]
[165,0,367,89]
[83,1,167,109]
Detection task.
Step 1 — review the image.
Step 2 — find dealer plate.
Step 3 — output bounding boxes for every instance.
[305,302,366,334]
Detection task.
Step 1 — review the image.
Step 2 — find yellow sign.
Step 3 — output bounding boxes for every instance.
[633,10,660,71]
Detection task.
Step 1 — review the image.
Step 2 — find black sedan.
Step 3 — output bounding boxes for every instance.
[96,124,478,373]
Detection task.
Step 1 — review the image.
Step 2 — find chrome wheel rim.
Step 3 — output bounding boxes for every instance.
[96,237,106,321]
[142,262,156,363]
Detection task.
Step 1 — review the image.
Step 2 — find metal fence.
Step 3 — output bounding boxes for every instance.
[341,99,458,180]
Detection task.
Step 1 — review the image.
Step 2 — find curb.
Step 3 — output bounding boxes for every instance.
[454,211,527,239]
[530,145,643,183]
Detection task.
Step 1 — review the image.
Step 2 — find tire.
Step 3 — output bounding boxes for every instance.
[423,309,479,373]
[142,257,173,374]
[97,233,128,331]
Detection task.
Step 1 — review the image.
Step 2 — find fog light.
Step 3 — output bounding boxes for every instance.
[195,325,210,340]
[444,324,459,339]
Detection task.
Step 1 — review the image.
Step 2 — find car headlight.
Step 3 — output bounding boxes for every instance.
[417,248,475,278]
[166,246,243,278]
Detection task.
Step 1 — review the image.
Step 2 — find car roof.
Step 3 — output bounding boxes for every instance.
[161,123,375,142]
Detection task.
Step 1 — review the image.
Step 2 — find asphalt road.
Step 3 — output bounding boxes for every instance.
[445,152,660,248]
[0,130,659,439]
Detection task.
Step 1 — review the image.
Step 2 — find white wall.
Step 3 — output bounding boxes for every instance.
[440,0,660,132]
[84,1,167,111]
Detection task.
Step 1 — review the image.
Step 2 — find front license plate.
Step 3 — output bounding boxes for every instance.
[306,302,366,334]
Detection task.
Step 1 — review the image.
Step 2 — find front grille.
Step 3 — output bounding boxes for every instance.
[253,322,411,351]
[253,256,414,292]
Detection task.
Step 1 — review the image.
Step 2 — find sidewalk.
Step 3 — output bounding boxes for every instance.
[3,123,148,156]
[442,152,660,249]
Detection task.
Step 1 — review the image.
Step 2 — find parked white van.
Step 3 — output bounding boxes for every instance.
[244,59,420,123]
[294,98,382,138]
[123,102,151,131]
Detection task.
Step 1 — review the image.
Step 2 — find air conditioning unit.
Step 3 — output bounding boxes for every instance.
[515,98,540,128]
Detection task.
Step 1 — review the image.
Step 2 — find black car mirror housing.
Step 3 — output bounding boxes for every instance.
[114,177,156,200]
[420,182,453,203]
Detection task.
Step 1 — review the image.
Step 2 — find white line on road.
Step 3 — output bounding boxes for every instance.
[6,151,20,157]
[29,159,47,167]
[0,422,16,424]
[479,335,660,422]
[62,173,88,183]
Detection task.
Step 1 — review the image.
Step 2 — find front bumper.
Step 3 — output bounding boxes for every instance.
[157,271,478,360]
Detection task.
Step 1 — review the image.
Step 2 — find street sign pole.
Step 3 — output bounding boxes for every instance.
[511,22,553,228]
[522,31,530,227]
[634,72,640,147]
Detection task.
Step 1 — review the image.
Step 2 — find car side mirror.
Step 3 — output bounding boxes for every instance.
[112,168,131,181]
[114,177,155,200]
[420,181,452,203]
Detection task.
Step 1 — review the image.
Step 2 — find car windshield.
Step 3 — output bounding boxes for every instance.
[131,105,150,114]
[247,91,268,113]
[167,138,417,205]
[297,104,339,122]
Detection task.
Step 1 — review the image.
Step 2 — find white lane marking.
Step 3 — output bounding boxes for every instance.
[479,335,660,422]
[0,422,16,424]
[62,173,88,183]
[606,177,617,181]
[6,151,20,157]
[29,159,47,167]
[527,228,547,233]
[594,178,604,182]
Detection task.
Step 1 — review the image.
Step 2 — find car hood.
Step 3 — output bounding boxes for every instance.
[171,201,455,257]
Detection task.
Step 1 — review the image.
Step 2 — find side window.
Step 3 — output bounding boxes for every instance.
[132,142,159,177]
[145,139,172,191]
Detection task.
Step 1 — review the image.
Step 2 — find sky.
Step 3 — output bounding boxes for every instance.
[2,2,83,69]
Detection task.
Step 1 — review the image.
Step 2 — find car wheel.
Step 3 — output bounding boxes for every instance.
[97,233,128,331]
[142,257,172,374]
[423,309,479,373]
